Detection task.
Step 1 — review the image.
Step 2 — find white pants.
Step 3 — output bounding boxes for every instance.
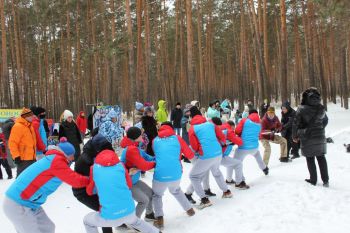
[83,211,159,233]
[3,197,55,233]
[233,148,266,181]
[152,180,192,217]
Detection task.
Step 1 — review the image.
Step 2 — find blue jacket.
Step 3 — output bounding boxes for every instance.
[235,113,261,150]
[152,125,194,182]
[6,148,88,209]
[37,119,48,155]
[188,115,225,160]
[87,150,135,220]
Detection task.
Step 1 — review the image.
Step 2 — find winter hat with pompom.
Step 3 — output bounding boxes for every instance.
[58,137,75,157]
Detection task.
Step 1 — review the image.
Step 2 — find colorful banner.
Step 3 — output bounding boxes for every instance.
[0,109,22,122]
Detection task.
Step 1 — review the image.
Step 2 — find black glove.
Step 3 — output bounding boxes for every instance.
[14,157,22,165]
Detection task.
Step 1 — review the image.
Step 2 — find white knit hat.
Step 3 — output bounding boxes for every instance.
[63,110,74,120]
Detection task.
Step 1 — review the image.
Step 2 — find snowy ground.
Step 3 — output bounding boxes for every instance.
[1,103,350,233]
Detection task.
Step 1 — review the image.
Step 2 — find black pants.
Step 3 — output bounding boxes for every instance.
[75,193,113,233]
[0,158,12,178]
[306,155,329,184]
[285,135,300,158]
[16,160,36,178]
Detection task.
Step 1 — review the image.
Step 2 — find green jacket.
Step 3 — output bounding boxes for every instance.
[156,100,168,123]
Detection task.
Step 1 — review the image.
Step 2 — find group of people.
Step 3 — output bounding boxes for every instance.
[1,87,330,233]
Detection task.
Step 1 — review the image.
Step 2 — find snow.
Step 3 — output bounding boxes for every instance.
[1,103,350,233]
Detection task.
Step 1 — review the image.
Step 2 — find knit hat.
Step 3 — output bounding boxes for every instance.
[144,102,153,107]
[32,107,46,116]
[58,137,75,157]
[190,106,201,118]
[135,102,144,111]
[267,107,275,113]
[144,106,154,115]
[21,108,34,118]
[63,110,74,120]
[184,104,192,114]
[92,133,112,153]
[127,127,142,140]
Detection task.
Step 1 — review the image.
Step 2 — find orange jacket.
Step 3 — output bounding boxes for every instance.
[8,117,37,161]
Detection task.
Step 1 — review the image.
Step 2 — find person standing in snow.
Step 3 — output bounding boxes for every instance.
[134,102,145,125]
[188,106,232,209]
[59,110,82,161]
[0,131,13,179]
[281,101,300,159]
[3,138,89,233]
[76,111,87,139]
[207,101,221,119]
[73,132,114,233]
[259,99,270,119]
[170,102,183,135]
[151,122,195,229]
[234,109,269,180]
[181,104,192,145]
[292,87,329,187]
[141,107,158,157]
[98,109,124,145]
[260,107,290,165]
[30,106,48,160]
[156,100,168,123]
[83,150,160,233]
[8,108,37,177]
[120,127,156,221]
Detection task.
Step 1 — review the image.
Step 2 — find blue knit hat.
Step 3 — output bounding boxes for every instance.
[58,137,75,157]
[135,102,144,111]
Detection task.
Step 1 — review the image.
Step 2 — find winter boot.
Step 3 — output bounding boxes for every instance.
[185,193,196,204]
[305,179,316,186]
[204,189,216,196]
[145,212,156,222]
[235,181,250,190]
[153,216,164,230]
[222,189,233,198]
[279,157,291,163]
[198,197,212,209]
[186,208,195,216]
[226,179,236,185]
[263,167,269,175]
[323,182,329,188]
[291,154,300,159]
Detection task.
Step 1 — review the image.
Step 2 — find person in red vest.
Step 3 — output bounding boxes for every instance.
[76,111,87,139]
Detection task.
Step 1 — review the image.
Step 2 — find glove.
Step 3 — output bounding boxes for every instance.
[14,157,22,165]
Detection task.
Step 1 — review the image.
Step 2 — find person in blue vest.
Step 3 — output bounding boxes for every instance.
[151,122,195,229]
[188,106,232,209]
[3,137,89,233]
[120,127,156,221]
[234,109,269,181]
[83,150,160,233]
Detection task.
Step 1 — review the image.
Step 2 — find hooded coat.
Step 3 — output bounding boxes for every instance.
[292,88,328,157]
[156,100,168,123]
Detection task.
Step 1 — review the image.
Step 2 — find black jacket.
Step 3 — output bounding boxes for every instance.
[170,108,183,128]
[281,106,296,138]
[259,103,270,119]
[141,116,158,156]
[73,134,113,197]
[293,90,328,157]
[59,121,82,146]
[1,119,14,140]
